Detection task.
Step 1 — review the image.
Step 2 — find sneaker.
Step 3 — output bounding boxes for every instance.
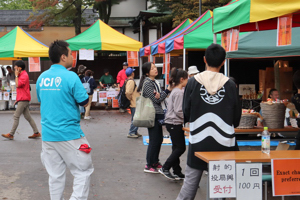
[2,133,13,140]
[173,172,185,180]
[136,133,142,137]
[144,165,159,174]
[28,132,41,139]
[159,168,176,180]
[127,134,138,138]
[153,162,162,169]
[84,116,91,120]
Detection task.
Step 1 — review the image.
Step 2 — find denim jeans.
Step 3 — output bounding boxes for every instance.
[128,107,138,135]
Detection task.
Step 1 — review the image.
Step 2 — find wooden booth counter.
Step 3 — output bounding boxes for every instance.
[195,150,300,163]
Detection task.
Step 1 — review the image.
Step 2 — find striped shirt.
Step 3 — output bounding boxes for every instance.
[142,77,170,115]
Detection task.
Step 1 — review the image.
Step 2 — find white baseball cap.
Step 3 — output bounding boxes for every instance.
[188,66,199,75]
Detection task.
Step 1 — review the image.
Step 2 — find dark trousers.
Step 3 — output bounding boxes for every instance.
[163,124,186,174]
[146,120,163,167]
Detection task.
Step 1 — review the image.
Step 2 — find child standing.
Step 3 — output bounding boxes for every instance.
[159,68,188,180]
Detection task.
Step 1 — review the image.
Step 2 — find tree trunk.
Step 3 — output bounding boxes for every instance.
[106,0,112,24]
[73,0,82,35]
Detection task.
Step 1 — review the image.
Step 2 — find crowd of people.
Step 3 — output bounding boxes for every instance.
[1,41,300,200]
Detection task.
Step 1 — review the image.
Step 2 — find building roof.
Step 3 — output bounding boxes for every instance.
[0,9,98,26]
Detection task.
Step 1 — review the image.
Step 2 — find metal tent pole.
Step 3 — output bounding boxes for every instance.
[183,48,186,70]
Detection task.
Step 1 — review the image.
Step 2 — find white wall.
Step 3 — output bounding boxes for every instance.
[111,0,146,17]
[149,29,157,44]
[125,28,139,41]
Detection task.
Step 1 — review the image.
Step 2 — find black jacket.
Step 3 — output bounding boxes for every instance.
[183,72,241,170]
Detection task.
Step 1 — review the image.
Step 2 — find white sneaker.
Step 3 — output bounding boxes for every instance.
[84,116,91,120]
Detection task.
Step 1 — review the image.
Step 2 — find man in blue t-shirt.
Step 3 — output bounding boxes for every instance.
[36,40,94,200]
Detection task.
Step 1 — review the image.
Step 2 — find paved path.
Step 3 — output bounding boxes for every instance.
[0,110,299,200]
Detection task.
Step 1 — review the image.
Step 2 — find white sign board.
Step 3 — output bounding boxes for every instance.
[107,91,118,98]
[99,91,107,103]
[209,160,236,198]
[92,91,98,102]
[3,92,9,101]
[0,92,2,100]
[11,91,17,100]
[236,163,262,200]
[239,84,255,96]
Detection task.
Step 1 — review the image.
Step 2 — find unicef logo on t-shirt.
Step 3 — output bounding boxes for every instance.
[55,77,62,87]
[200,85,225,105]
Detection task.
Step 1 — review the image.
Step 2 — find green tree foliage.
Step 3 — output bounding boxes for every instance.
[28,0,121,35]
[29,0,94,35]
[0,0,33,10]
[149,0,231,27]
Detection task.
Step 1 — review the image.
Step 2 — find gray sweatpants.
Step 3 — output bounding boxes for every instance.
[176,165,203,200]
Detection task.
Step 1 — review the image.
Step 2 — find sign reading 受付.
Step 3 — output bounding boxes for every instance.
[209,160,236,198]
[236,163,262,200]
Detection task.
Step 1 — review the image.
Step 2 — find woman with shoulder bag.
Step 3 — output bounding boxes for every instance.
[158,68,188,181]
[137,62,172,173]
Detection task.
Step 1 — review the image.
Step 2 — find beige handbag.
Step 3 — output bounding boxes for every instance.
[133,81,155,128]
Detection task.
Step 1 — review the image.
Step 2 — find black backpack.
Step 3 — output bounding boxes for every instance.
[117,80,136,109]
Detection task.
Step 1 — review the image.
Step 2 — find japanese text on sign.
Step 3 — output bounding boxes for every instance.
[209,160,236,198]
[236,163,262,200]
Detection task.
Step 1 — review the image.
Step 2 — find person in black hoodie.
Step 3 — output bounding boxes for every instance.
[176,44,241,200]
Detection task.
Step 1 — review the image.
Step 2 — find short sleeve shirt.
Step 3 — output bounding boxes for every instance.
[36,64,88,142]
[99,75,114,84]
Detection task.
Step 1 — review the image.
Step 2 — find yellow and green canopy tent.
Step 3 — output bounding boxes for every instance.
[213,0,300,33]
[0,26,48,59]
[67,19,142,51]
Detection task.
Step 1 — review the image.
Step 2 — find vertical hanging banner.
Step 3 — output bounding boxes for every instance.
[127,51,139,67]
[164,54,170,87]
[221,29,231,52]
[162,54,165,74]
[277,14,292,46]
[272,159,300,196]
[209,160,236,198]
[230,28,239,51]
[72,51,77,68]
[28,57,41,72]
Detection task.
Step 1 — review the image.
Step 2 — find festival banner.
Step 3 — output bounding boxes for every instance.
[127,51,139,67]
[164,53,171,87]
[72,51,77,68]
[28,57,41,72]
[230,28,239,51]
[221,30,231,52]
[277,14,292,46]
